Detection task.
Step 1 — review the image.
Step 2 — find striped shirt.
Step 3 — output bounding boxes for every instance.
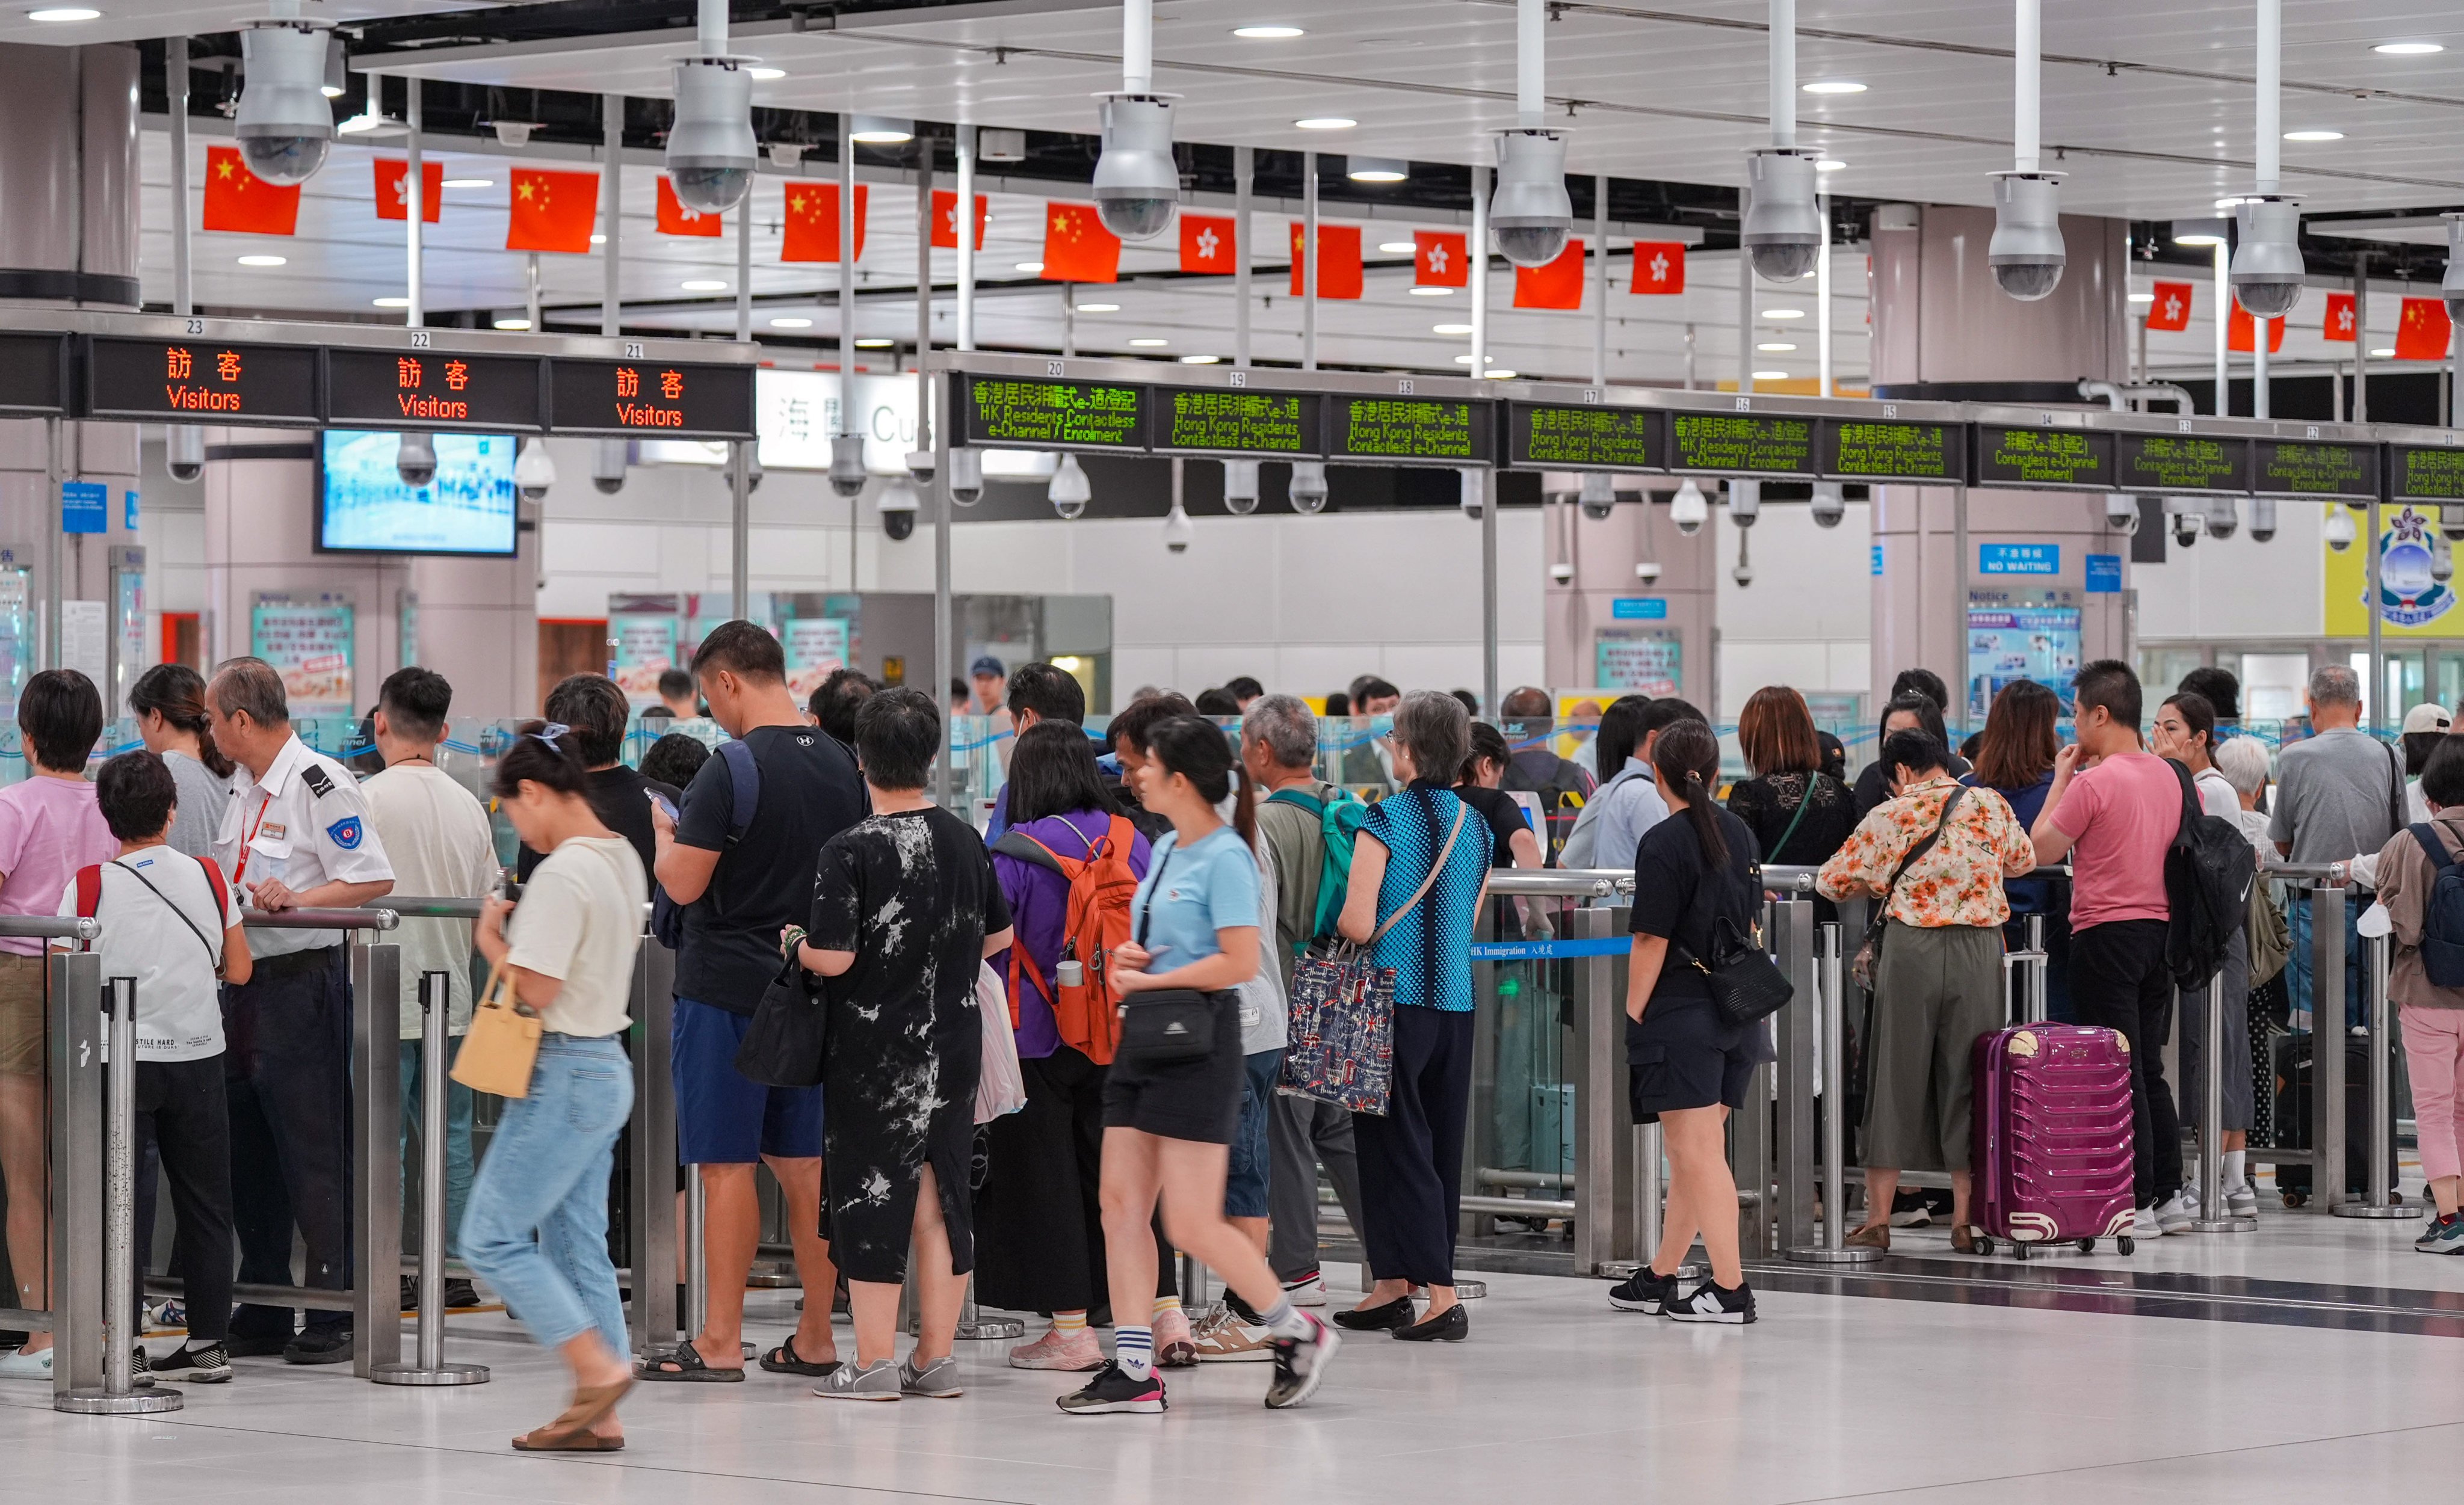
[1360,783,1490,1012]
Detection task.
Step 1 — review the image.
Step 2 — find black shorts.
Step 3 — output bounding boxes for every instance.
[1102,993,1244,1145]
[1627,993,1770,1124]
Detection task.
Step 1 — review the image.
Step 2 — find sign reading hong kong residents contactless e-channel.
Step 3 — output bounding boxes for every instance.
[326,349,545,431]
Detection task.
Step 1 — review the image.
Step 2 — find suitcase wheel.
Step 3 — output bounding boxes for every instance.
[1971,1234,1993,1257]
[2282,1192,2307,1208]
[2116,1236,2135,1255]
[2013,1242,2031,1262]
[2076,1239,2095,1254]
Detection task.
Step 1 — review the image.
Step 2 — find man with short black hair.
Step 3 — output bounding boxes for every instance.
[1496,686,1596,864]
[525,671,680,877]
[807,667,877,749]
[644,620,866,1382]
[2274,663,2404,1032]
[1224,676,1265,710]
[657,668,698,719]
[986,663,1090,841]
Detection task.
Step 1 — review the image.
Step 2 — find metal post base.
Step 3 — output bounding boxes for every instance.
[2184,1217,2259,1234]
[1601,1261,1706,1283]
[1454,1279,1487,1300]
[369,1361,490,1386]
[2330,1202,2415,1219]
[1786,1244,1883,1264]
[956,1316,1024,1340]
[57,1387,182,1414]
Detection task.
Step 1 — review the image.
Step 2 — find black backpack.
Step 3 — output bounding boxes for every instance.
[650,739,760,950]
[2163,759,2258,990]
[2407,822,2464,988]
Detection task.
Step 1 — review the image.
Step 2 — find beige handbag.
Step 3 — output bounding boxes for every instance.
[448,961,543,1098]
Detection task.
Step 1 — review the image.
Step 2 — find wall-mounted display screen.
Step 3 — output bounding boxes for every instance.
[316,429,518,556]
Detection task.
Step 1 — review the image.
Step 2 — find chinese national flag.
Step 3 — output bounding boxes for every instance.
[656,176,722,237]
[506,167,599,254]
[2145,280,2193,332]
[202,144,300,235]
[1415,230,1467,288]
[782,183,868,263]
[1288,223,1362,298]
[1629,240,1685,295]
[2323,291,2357,342]
[2226,298,2285,354]
[373,159,440,224]
[1179,213,1236,274]
[1042,203,1121,283]
[930,189,987,250]
[1513,238,1586,309]
[2397,296,2453,360]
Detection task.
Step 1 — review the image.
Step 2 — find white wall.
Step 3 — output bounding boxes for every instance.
[2132,497,2326,642]
[1714,500,1874,716]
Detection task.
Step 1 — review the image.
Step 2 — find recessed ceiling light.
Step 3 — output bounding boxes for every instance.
[850,115,913,144]
[590,233,607,244]
[769,316,814,328]
[2213,197,2247,211]
[1347,156,1407,183]
[2373,346,2398,357]
[1802,80,1865,94]
[1077,302,1120,312]
[1014,260,1045,273]
[2283,129,2344,142]
[2128,291,2155,303]
[2173,220,2228,246]
[1433,322,1474,334]
[238,254,285,267]
[855,337,895,348]
[1815,158,1847,171]
[1483,369,1516,380]
[1408,286,1453,297]
[493,318,532,331]
[372,296,410,309]
[1761,307,1805,319]
[27,7,101,20]
[1233,25,1304,38]
[1179,354,1222,363]
[1378,241,1416,254]
[681,279,727,292]
[1453,354,1477,363]
[1128,337,1170,347]
[1753,369,1791,380]
[1294,117,1357,131]
[1756,341,1797,352]
[2374,41,2443,55]
[441,177,493,189]
[747,66,785,81]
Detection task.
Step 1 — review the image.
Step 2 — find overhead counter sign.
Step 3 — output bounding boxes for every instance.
[1972,424,2113,490]
[2253,438,2377,499]
[328,349,545,432]
[87,336,320,425]
[1506,401,1658,470]
[548,359,756,439]
[2390,445,2464,503]
[1155,387,1318,457]
[1818,417,1960,483]
[1330,394,1490,463]
[1666,410,1815,476]
[959,374,1147,451]
[0,333,66,417]
[2115,431,2249,494]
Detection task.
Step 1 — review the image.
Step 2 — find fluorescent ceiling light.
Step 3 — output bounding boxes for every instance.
[1348,156,1407,183]
[238,254,285,266]
[1756,341,1797,352]
[336,111,404,137]
[1233,25,1304,38]
[372,296,410,309]
[1453,354,1476,363]
[1128,337,1170,347]
[1753,369,1791,380]
[1179,354,1221,363]
[493,318,531,331]
[2172,217,2229,247]
[1483,369,1516,380]
[2373,346,2397,356]
[1378,241,1416,254]
[2374,42,2443,55]
[2128,291,2155,303]
[1408,285,1453,296]
[1014,260,1045,272]
[1761,307,1806,319]
[769,316,813,328]
[747,67,785,81]
[1433,322,1474,334]
[680,279,727,292]
[441,177,493,189]
[590,233,607,244]
[27,7,102,20]
[850,115,914,144]
[2283,129,2344,142]
[1802,80,1866,94]
[854,337,895,348]
[1077,302,1120,312]
[1294,117,1357,131]
[1815,158,1847,171]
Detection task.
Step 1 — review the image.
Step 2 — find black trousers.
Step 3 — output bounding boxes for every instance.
[223,947,353,1338]
[1352,1008,1475,1288]
[128,1056,233,1344]
[2069,919,2184,1207]
[972,1045,1173,1315]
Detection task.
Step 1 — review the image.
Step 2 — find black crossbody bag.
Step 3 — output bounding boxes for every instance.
[1115,845,1226,1068]
[1667,843,1795,1027]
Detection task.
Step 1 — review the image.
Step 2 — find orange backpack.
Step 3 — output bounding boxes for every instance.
[993,814,1140,1066]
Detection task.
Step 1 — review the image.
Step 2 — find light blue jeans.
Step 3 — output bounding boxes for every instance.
[400,1036,475,1247]
[459,1034,634,1355]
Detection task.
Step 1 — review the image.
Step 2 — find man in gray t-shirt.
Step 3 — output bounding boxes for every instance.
[2270,666,2403,1028]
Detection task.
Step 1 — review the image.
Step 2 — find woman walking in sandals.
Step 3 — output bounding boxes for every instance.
[462,724,650,1450]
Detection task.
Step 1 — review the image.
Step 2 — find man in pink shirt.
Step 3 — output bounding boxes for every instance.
[2028,660,2188,1239]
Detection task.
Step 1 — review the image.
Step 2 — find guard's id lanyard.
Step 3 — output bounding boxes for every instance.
[231,790,274,890]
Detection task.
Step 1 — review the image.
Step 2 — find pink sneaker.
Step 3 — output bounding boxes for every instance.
[1008,1325,1104,1371]
[1152,1305,1197,1368]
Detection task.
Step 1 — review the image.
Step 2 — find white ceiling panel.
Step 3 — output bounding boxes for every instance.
[0,0,519,49]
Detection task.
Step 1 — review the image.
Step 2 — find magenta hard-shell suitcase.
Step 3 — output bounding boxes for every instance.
[1969,1024,2138,1258]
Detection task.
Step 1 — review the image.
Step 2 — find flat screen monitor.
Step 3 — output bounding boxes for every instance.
[316,429,519,556]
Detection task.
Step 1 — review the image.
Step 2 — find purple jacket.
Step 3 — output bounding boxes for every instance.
[991,809,1152,1059]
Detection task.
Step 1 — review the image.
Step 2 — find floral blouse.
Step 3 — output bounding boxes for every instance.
[1815,775,2035,929]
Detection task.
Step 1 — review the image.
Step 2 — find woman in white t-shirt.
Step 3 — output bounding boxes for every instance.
[2152,692,2257,1215]
[462,724,647,1453]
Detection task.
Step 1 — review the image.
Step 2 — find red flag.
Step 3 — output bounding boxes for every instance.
[1414,229,1467,288]
[1629,241,1685,295]
[373,159,440,224]
[2145,280,2193,333]
[1513,238,1586,309]
[506,167,598,254]
[2397,296,2453,360]
[1042,203,1121,283]
[782,183,867,263]
[1179,213,1236,274]
[930,189,987,250]
[1288,223,1362,299]
[201,144,300,235]
[656,176,722,238]
[2226,299,2285,354]
[2323,291,2357,342]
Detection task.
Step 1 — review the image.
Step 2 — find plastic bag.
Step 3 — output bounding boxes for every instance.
[975,960,1027,1124]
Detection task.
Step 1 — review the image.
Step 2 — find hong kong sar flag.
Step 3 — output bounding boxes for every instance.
[1180,213,1236,274]
[1629,241,1685,295]
[1415,229,1467,288]
[2145,280,2193,333]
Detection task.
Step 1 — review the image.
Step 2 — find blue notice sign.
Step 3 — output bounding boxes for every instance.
[1871,543,1885,576]
[124,489,140,531]
[61,480,105,535]
[1610,597,1668,620]
[1978,542,2059,576]
[2084,553,2122,594]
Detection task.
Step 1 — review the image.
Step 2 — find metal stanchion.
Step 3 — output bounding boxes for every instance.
[58,976,178,1415]
[627,941,681,1355]
[2188,970,2257,1234]
[1573,903,1633,1273]
[685,1169,709,1338]
[956,1282,1022,1341]
[2335,933,2410,1219]
[40,941,103,1406]
[1791,923,1878,1264]
[371,971,489,1384]
[344,919,406,1379]
[2315,882,2351,1214]
[1771,899,1818,1253]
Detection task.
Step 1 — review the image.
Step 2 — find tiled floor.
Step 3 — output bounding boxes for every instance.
[7,1208,2464,1504]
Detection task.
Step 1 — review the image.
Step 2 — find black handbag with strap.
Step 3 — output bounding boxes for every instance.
[1114,842,1226,1068]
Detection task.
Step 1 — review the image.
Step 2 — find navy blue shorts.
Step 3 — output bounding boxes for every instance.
[673,996,824,1165]
[1225,1048,1283,1219]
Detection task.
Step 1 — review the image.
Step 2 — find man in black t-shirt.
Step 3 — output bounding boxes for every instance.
[644,621,867,1382]
[519,673,680,879]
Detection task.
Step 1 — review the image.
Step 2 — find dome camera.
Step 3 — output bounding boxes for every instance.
[1742,149,1823,283]
[1732,531,1755,588]
[2444,214,2464,324]
[2171,511,2200,549]
[395,432,436,488]
[1549,561,1575,585]
[2442,503,2464,542]
[236,20,336,187]
[904,448,936,483]
[1460,469,1484,520]
[592,439,629,496]
[828,433,868,499]
[1811,481,1846,528]
[1048,452,1092,520]
[878,478,918,541]
[514,438,557,501]
[1634,559,1662,584]
[1577,470,1614,522]
[1289,460,1329,516]
[2106,493,2143,535]
[1726,478,1760,528]
[1162,502,1194,554]
[2229,195,2306,319]
[1223,458,1261,516]
[2324,505,2357,553]
[2249,497,2278,543]
[948,447,983,506]
[1987,172,2066,302]
[1092,95,1178,242]
[2205,495,2239,541]
[166,425,205,484]
[666,59,757,215]
[1489,129,1573,268]
[1670,476,1708,536]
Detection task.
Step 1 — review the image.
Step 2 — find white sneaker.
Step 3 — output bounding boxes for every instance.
[2131,1205,2162,1240]
[0,1344,52,1380]
[1280,1273,1328,1308]
[2154,1193,2194,1234]
[2225,1181,2259,1217]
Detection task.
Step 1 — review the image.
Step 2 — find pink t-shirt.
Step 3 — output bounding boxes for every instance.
[0,775,117,955]
[2048,752,2182,931]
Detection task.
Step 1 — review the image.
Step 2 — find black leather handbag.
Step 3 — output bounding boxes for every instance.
[1114,843,1224,1068]
[734,949,829,1088]
[1679,915,1796,1028]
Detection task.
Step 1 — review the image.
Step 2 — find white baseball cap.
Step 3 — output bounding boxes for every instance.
[2403,703,2453,734]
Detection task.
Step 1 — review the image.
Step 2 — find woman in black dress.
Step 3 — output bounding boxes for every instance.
[1726,686,1857,916]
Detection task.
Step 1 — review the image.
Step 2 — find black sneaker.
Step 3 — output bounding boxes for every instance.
[1608,1269,1679,1314]
[1667,1280,1756,1326]
[130,1343,154,1387]
[223,1331,292,1358]
[1057,1361,1167,1415]
[1888,1189,1934,1228]
[150,1342,232,1384]
[400,1275,419,1313]
[283,1325,354,1365]
[1264,1314,1339,1409]
[443,1279,481,1310]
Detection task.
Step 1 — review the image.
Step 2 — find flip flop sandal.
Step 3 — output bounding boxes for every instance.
[511,1376,635,1450]
[513,1428,626,1453]
[758,1337,841,1377]
[635,1342,744,1383]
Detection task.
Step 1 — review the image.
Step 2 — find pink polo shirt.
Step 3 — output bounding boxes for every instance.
[2047,752,2182,932]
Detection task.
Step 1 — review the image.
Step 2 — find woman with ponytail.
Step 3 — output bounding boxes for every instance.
[129,663,233,858]
[1608,719,1771,1326]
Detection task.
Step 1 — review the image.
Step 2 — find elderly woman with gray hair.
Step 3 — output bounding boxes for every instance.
[1332,691,1493,1343]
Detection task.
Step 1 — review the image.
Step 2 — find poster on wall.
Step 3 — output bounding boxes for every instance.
[1965,591,2080,722]
[251,591,354,714]
[611,614,678,705]
[1595,629,1682,696]
[59,600,107,698]
[2323,503,2459,638]
[783,617,851,701]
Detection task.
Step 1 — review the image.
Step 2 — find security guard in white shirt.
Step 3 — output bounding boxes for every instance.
[203,659,394,1364]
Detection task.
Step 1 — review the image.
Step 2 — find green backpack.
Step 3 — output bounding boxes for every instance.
[1267,786,1369,946]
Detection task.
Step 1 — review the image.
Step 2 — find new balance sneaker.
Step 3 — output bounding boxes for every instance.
[811,1358,901,1401]
[1151,1304,1196,1368]
[1280,1272,1329,1308]
[1057,1361,1167,1415]
[149,1342,231,1384]
[1008,1325,1104,1371]
[899,1353,963,1398]
[1193,1308,1275,1362]
[1264,1314,1339,1409]
[1608,1269,1679,1315]
[2152,1192,2194,1234]
[2417,1213,2464,1255]
[1667,1280,1756,1325]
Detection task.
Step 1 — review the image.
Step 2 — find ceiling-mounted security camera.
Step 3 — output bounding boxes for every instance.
[1490,129,1574,267]
[166,425,205,484]
[828,433,867,499]
[592,438,628,496]
[236,15,336,186]
[1810,480,1845,529]
[878,478,918,541]
[2249,497,2277,543]
[2444,214,2464,324]
[1742,148,1823,282]
[905,448,936,483]
[2106,493,2142,535]
[1048,452,1091,519]
[395,432,436,488]
[1670,476,1708,536]
[2171,503,2200,549]
[2229,195,2305,319]
[514,437,556,502]
[493,120,539,149]
[1549,561,1575,585]
[1635,559,1662,583]
[1577,471,1614,522]
[1223,458,1260,516]
[2324,505,2358,552]
[2205,494,2239,541]
[1460,469,1484,520]
[1093,95,1177,242]
[1988,172,2066,301]
[2442,503,2464,542]
[1289,460,1329,516]
[1726,478,1760,528]
[948,447,983,506]
[667,60,757,214]
[1731,529,1754,588]
[1163,500,1194,553]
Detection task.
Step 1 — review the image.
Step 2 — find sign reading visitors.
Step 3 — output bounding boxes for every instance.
[60,481,105,535]
[0,334,66,416]
[1978,543,2060,576]
[548,359,756,439]
[328,349,544,431]
[2388,446,2464,503]
[959,375,1148,451]
[85,336,320,425]
[1507,401,1659,470]
[2114,432,2249,494]
[1156,389,1318,455]
[1818,417,1961,482]
[1666,411,1815,475]
[2251,439,2378,499]
[1330,395,1491,463]
[1972,425,2113,489]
